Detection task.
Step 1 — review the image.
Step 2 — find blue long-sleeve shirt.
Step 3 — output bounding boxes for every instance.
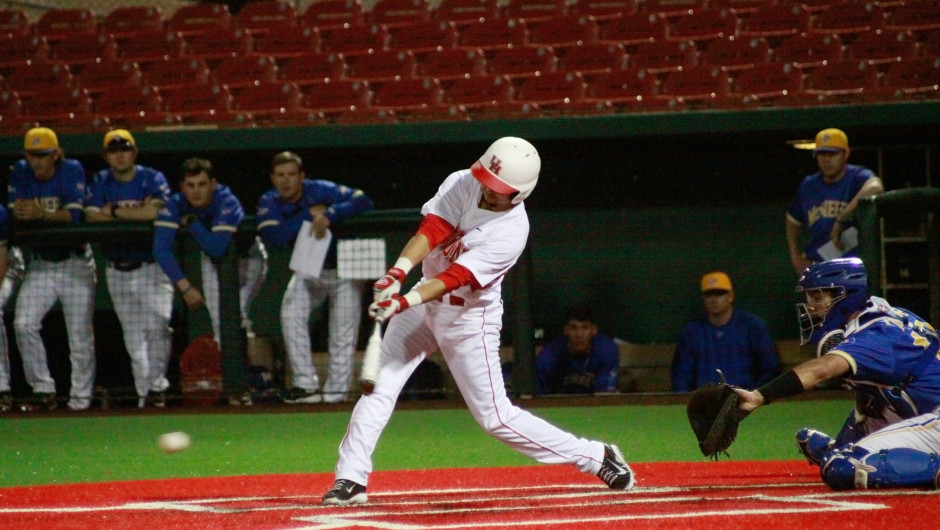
[671,308,780,392]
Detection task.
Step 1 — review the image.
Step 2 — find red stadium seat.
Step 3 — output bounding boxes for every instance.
[732,61,803,106]
[810,1,885,43]
[582,67,658,109]
[796,0,835,13]
[559,42,628,77]
[235,1,297,36]
[168,3,233,37]
[433,0,501,27]
[367,0,433,28]
[0,90,25,132]
[655,65,732,107]
[300,79,376,122]
[0,9,31,39]
[597,13,669,49]
[880,57,940,98]
[571,0,638,22]
[251,26,321,61]
[700,37,771,72]
[230,81,304,121]
[416,47,487,81]
[630,40,699,74]
[923,29,940,58]
[279,52,347,87]
[184,27,254,63]
[514,70,587,112]
[0,34,49,69]
[164,83,246,124]
[211,55,279,89]
[458,18,529,52]
[669,9,740,44]
[644,0,708,19]
[387,20,459,54]
[21,86,92,125]
[488,45,558,80]
[773,33,845,69]
[101,6,165,40]
[527,14,600,51]
[346,49,416,82]
[371,77,444,115]
[884,1,940,37]
[78,59,143,95]
[5,61,74,99]
[92,85,174,127]
[503,0,569,25]
[47,33,118,73]
[318,24,390,56]
[802,60,881,102]
[443,74,537,119]
[300,0,365,31]
[144,58,211,95]
[34,9,97,42]
[114,30,186,65]
[708,0,767,16]
[739,4,812,43]
[845,30,919,67]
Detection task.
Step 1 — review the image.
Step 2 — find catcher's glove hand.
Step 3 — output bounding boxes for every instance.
[686,372,750,459]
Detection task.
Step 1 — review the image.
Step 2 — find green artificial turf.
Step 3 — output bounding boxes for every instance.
[0,399,852,488]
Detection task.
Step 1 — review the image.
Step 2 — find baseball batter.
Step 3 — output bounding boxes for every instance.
[786,128,883,275]
[153,158,258,345]
[322,137,635,505]
[85,130,173,408]
[735,258,940,489]
[9,127,96,412]
[0,205,25,413]
[256,151,373,404]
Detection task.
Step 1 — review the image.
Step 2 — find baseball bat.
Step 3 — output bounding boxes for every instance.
[360,320,383,395]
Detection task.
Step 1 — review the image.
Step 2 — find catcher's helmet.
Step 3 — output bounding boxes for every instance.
[470,137,540,204]
[795,258,869,345]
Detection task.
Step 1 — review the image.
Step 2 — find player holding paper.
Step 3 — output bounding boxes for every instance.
[256,151,373,404]
[322,137,635,506]
[734,258,940,489]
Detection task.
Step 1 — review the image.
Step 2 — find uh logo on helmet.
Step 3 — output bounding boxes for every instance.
[795,257,869,345]
[470,137,541,204]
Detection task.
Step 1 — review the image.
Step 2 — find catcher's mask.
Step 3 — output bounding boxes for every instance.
[795,258,868,345]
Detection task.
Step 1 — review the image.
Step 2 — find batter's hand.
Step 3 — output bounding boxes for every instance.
[373,267,407,302]
[369,294,410,321]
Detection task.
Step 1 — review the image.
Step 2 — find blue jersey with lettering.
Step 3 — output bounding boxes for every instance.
[671,308,780,392]
[153,184,244,283]
[828,297,940,417]
[535,333,620,395]
[8,158,87,255]
[786,164,877,261]
[87,165,171,263]
[256,179,373,268]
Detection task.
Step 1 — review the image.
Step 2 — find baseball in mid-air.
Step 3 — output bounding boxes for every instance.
[158,431,191,453]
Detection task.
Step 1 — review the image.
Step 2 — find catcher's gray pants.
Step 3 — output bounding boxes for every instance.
[14,255,96,408]
[281,269,364,402]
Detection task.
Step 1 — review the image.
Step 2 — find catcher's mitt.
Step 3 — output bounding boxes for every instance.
[686,378,750,459]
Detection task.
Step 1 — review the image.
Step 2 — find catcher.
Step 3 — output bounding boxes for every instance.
[688,258,940,489]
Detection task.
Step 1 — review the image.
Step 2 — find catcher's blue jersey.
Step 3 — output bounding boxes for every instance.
[828,297,940,417]
[256,179,373,267]
[87,165,171,263]
[153,184,244,283]
[786,164,877,261]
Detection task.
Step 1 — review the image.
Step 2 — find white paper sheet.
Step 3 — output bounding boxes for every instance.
[289,221,331,278]
[816,226,859,261]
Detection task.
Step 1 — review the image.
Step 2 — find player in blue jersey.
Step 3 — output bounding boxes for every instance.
[671,271,780,392]
[735,258,940,489]
[0,204,24,413]
[153,158,265,356]
[535,305,620,395]
[9,127,96,412]
[85,130,173,408]
[786,128,883,276]
[256,151,374,404]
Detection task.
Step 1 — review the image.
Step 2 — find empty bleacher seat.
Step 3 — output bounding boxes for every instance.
[559,42,629,77]
[387,20,459,54]
[34,8,97,42]
[433,0,501,27]
[47,33,117,73]
[880,57,940,98]
[235,1,297,36]
[571,0,638,22]
[514,70,587,112]
[458,17,529,52]
[211,55,279,89]
[488,45,558,80]
[655,65,733,107]
[77,59,143,95]
[802,59,881,101]
[700,37,771,72]
[644,0,708,19]
[114,30,186,65]
[21,86,92,127]
[251,26,321,61]
[597,13,668,48]
[884,1,940,37]
[168,2,233,37]
[101,6,165,40]
[773,33,845,69]
[668,9,740,44]
[442,74,536,119]
[346,49,416,82]
[416,47,487,81]
[93,85,177,127]
[732,61,803,106]
[739,4,811,43]
[810,1,885,43]
[300,0,365,30]
[367,0,433,28]
[582,67,658,109]
[230,81,304,121]
[184,27,255,63]
[502,0,569,26]
[164,83,245,124]
[527,14,600,51]
[5,61,74,99]
[846,30,919,67]
[0,9,31,39]
[0,34,49,70]
[371,77,444,115]
[318,24,390,56]
[630,39,699,74]
[279,52,347,86]
[144,58,211,94]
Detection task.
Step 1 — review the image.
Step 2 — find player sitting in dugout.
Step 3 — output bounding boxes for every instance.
[535,305,620,395]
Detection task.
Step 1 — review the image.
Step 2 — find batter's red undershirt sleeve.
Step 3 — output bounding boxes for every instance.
[417,214,454,249]
[436,263,480,292]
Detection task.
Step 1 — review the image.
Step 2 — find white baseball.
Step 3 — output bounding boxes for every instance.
[158,431,191,453]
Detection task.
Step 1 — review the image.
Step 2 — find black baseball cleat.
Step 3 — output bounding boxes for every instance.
[597,444,636,490]
[322,479,368,505]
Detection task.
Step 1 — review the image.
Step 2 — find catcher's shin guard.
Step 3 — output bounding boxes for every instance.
[822,446,940,490]
[796,428,835,465]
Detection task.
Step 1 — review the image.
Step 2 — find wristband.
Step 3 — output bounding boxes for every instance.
[393,257,413,275]
[756,370,804,404]
[402,290,423,309]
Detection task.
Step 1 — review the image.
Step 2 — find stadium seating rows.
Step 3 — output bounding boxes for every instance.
[0,0,937,133]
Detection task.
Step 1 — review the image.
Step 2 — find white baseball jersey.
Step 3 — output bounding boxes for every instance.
[333,169,607,486]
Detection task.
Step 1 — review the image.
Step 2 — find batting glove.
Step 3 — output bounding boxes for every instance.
[373,267,407,302]
[369,291,421,321]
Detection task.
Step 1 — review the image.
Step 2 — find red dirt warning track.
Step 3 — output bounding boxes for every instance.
[0,460,938,529]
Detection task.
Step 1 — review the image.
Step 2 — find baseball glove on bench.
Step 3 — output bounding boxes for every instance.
[686,372,750,459]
